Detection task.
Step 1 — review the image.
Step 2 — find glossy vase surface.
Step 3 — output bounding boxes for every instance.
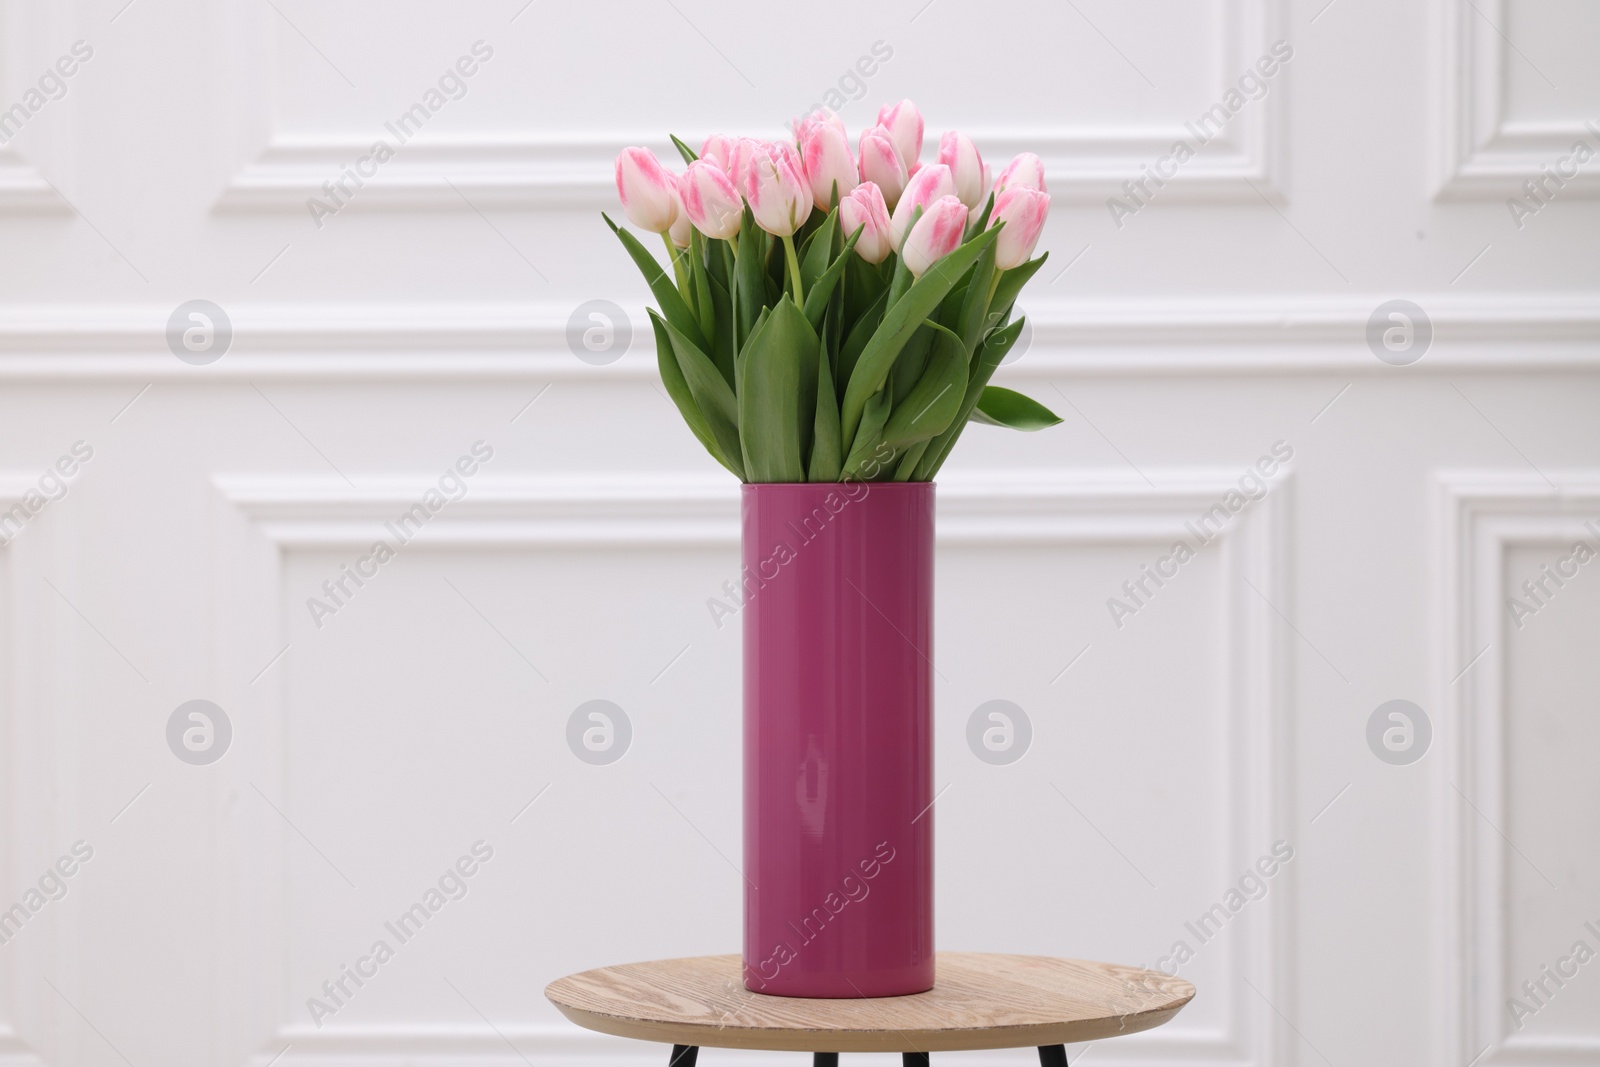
[741,481,934,998]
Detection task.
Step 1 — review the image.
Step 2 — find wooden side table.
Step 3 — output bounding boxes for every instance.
[546,953,1194,1066]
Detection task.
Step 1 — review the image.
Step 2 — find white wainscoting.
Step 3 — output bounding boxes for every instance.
[1434,0,1600,199]
[214,0,1287,210]
[0,294,1595,382]
[0,0,1597,1065]
[1435,473,1600,1067]
[192,471,1289,1067]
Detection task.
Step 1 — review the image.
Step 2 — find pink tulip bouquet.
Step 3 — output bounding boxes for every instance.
[608,99,1060,483]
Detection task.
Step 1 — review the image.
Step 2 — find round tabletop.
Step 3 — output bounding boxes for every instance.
[545,953,1195,1053]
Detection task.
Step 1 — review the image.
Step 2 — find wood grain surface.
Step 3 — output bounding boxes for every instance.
[544,953,1195,1052]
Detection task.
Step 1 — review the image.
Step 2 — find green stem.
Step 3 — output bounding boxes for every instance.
[781,233,804,306]
[986,268,1004,312]
[662,232,689,295]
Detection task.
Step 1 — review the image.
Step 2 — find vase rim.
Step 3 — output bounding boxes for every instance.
[741,481,936,489]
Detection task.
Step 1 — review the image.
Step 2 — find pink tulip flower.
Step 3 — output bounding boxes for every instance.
[988,187,1050,269]
[839,182,893,264]
[680,160,743,241]
[615,147,679,233]
[798,118,858,210]
[993,152,1047,196]
[876,99,924,172]
[727,137,762,193]
[858,126,908,210]
[900,195,968,277]
[888,163,956,252]
[793,106,846,145]
[700,134,736,171]
[738,140,813,237]
[938,131,990,212]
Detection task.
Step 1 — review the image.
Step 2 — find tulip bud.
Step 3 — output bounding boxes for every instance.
[900,195,968,278]
[858,126,908,209]
[615,147,679,233]
[727,137,762,192]
[792,106,846,146]
[678,159,745,241]
[700,134,736,171]
[993,152,1047,196]
[798,120,858,210]
[876,99,924,172]
[680,160,743,241]
[937,131,989,212]
[988,187,1050,270]
[839,182,893,265]
[738,140,813,237]
[888,163,955,253]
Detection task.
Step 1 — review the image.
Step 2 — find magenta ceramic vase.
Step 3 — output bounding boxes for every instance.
[741,481,934,998]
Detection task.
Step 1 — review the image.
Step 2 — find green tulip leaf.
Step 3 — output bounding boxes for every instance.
[799,209,839,294]
[733,210,765,353]
[711,239,734,290]
[669,134,699,166]
[808,329,842,481]
[970,385,1064,430]
[890,324,935,406]
[912,316,1027,480]
[842,256,885,329]
[881,320,968,450]
[649,311,742,479]
[967,191,996,239]
[792,210,824,257]
[893,440,930,481]
[884,243,914,309]
[739,297,817,483]
[839,226,1000,452]
[824,265,847,377]
[737,303,772,402]
[655,311,745,479]
[689,230,716,347]
[706,271,735,388]
[957,240,998,356]
[843,386,894,479]
[604,212,710,355]
[836,288,886,397]
[989,252,1049,323]
[802,227,861,331]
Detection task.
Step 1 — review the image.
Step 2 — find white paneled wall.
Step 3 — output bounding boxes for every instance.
[0,2,1597,1067]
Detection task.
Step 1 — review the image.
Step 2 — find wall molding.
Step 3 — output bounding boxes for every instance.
[0,479,57,1067]
[0,149,59,213]
[217,0,1283,212]
[217,468,1281,547]
[0,294,1596,381]
[0,1026,48,1067]
[254,1020,1220,1067]
[214,468,1292,1067]
[214,123,1274,213]
[1435,471,1600,1066]
[1435,0,1600,200]
[0,0,72,214]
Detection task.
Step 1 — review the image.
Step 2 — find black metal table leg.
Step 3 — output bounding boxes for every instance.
[903,1054,930,1067]
[1038,1045,1068,1067]
[814,1055,839,1067]
[668,1045,699,1067]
